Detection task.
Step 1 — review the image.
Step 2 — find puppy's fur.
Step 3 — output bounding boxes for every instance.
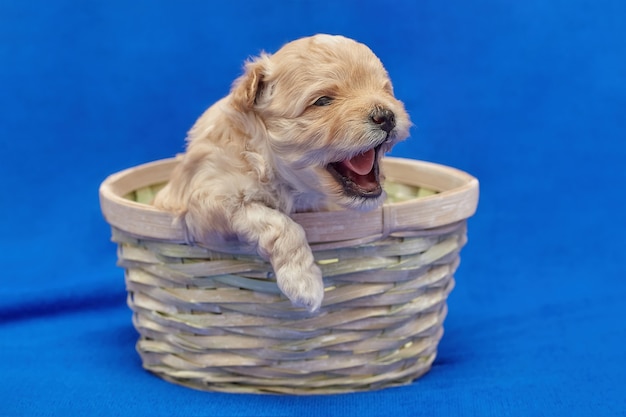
[154,34,411,312]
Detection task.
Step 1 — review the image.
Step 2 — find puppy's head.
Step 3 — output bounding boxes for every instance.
[230,34,411,211]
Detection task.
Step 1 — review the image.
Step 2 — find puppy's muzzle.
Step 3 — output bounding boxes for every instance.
[326,107,398,201]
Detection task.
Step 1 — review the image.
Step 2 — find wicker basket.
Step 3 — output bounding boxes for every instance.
[99,156,478,395]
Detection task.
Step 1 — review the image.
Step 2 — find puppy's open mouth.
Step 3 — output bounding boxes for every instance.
[327,145,382,198]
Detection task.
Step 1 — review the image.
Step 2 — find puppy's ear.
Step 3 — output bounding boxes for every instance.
[230,54,270,112]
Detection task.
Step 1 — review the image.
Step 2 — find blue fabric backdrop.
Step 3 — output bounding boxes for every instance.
[1,0,625,416]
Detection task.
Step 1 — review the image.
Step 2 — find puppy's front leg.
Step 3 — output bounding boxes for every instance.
[230,203,324,312]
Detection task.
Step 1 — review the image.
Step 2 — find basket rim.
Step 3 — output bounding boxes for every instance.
[99,156,479,244]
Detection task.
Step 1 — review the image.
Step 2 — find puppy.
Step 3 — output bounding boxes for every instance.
[154,34,411,312]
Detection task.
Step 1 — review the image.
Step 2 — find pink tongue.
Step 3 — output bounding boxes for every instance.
[343,149,375,175]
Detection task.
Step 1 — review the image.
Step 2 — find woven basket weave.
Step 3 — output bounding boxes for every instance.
[99,156,478,395]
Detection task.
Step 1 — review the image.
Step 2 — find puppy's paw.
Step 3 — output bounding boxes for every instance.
[275,261,325,313]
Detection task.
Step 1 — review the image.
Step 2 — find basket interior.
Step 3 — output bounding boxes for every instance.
[124,181,438,206]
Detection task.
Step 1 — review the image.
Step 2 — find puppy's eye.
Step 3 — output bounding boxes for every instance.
[313,96,333,106]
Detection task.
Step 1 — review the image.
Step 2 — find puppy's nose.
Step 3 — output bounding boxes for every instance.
[370,108,396,134]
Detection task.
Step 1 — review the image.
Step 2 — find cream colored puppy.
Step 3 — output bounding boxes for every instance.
[154,34,411,312]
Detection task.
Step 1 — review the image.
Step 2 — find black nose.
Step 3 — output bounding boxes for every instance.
[370,108,396,134]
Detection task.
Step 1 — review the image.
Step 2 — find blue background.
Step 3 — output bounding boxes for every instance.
[1,0,625,416]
